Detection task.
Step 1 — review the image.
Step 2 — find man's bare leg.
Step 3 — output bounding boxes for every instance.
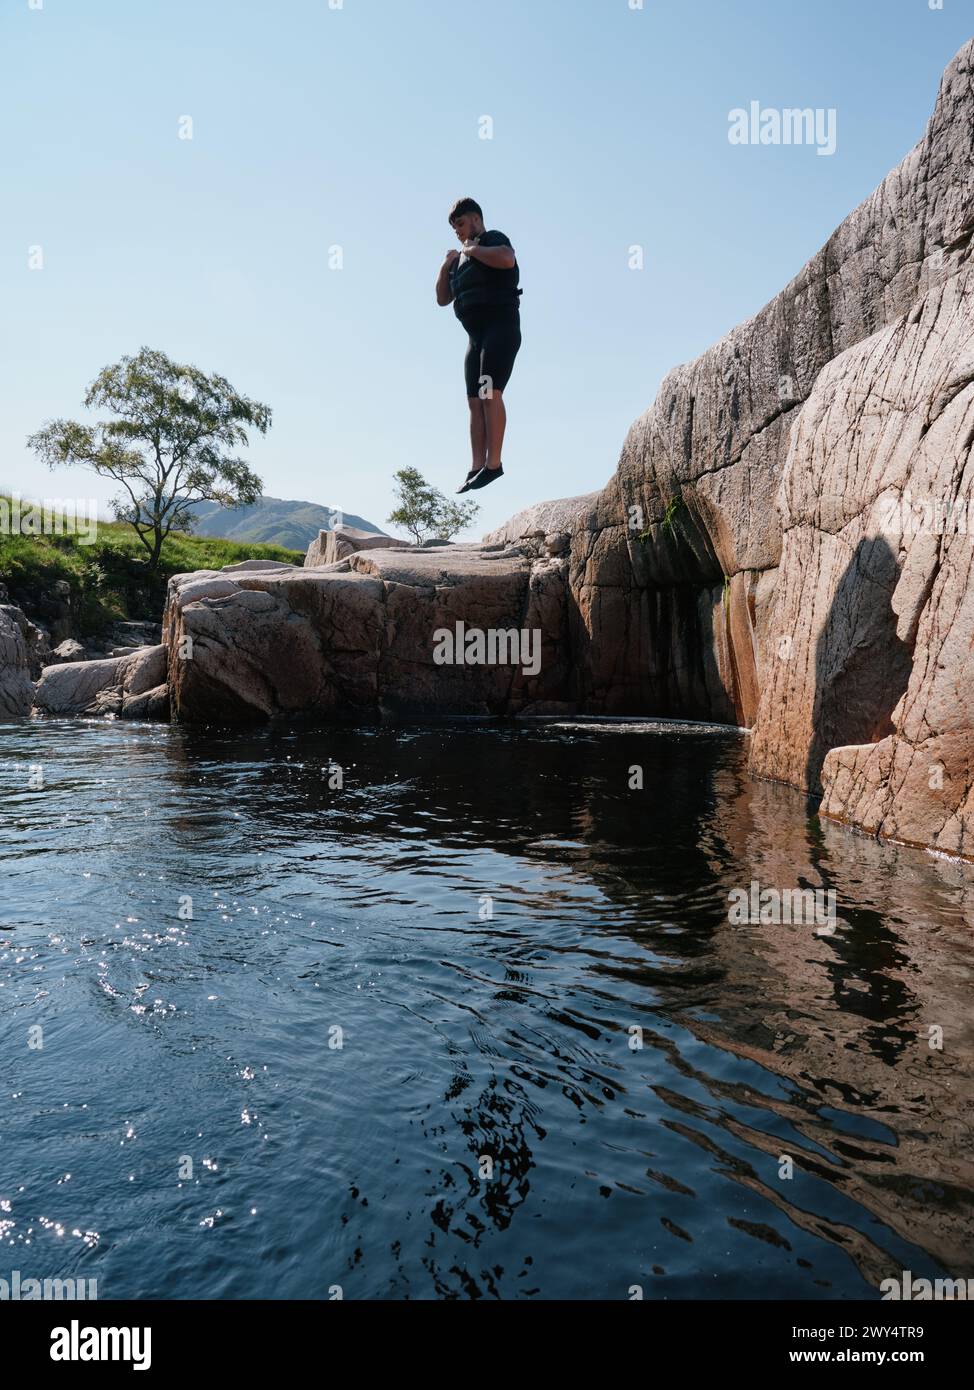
[468,395,488,472]
[483,390,507,469]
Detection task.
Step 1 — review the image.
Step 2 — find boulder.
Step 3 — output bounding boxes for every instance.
[121,683,170,721]
[110,619,163,645]
[304,525,406,567]
[50,638,87,664]
[32,644,168,719]
[164,547,572,723]
[0,604,50,680]
[0,607,35,717]
[483,493,601,555]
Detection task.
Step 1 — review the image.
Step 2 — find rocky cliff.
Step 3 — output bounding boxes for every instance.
[575,38,974,734]
[745,40,974,857]
[559,35,974,858]
[162,546,574,722]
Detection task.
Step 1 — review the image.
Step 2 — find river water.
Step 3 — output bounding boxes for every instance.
[1,717,972,1300]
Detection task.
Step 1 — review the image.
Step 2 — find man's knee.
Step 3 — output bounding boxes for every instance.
[467,395,485,411]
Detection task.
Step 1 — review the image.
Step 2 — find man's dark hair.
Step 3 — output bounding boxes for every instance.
[448,197,483,225]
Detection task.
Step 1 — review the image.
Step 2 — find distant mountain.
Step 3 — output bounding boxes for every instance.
[177,496,387,551]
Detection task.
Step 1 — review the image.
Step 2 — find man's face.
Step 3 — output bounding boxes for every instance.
[451,213,482,244]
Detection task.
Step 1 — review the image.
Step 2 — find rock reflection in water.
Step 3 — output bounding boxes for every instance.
[0,718,971,1299]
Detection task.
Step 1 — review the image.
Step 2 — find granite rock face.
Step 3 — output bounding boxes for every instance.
[749,259,974,835]
[50,638,87,664]
[1,603,52,685]
[572,38,974,739]
[484,494,601,555]
[304,525,405,568]
[566,37,974,855]
[32,644,169,720]
[743,43,974,856]
[0,607,36,717]
[164,544,573,723]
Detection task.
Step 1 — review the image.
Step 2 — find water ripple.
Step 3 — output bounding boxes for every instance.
[1,718,973,1299]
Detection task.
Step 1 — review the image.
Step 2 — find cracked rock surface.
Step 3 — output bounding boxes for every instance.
[568,37,974,856]
[164,544,573,722]
[745,41,974,857]
[32,644,169,720]
[577,39,974,737]
[0,607,35,717]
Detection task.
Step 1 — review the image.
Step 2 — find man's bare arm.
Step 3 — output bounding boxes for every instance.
[464,243,516,270]
[436,251,458,306]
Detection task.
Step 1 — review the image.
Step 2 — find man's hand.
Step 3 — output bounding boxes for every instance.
[460,240,515,270]
[444,249,461,265]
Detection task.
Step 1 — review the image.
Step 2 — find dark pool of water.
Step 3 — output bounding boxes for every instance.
[1,717,973,1300]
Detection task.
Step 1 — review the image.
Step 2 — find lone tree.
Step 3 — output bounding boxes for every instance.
[387,467,478,545]
[28,346,271,569]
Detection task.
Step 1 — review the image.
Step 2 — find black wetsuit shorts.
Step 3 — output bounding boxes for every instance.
[461,306,521,399]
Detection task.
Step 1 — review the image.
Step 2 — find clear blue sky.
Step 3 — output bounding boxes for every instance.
[2,0,971,540]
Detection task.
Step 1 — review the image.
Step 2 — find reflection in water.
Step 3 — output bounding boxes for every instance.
[0,717,972,1300]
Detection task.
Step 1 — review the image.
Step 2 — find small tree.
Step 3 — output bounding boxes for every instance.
[27,346,271,570]
[387,467,478,545]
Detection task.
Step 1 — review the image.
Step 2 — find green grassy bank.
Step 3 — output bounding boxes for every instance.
[0,498,304,637]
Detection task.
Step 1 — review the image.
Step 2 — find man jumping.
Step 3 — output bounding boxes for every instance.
[435,197,522,493]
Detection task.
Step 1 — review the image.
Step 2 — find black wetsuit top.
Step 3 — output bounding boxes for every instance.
[450,231,523,397]
[449,230,522,321]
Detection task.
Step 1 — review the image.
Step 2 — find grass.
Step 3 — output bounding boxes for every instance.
[661,496,683,535]
[639,495,685,547]
[0,499,305,637]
